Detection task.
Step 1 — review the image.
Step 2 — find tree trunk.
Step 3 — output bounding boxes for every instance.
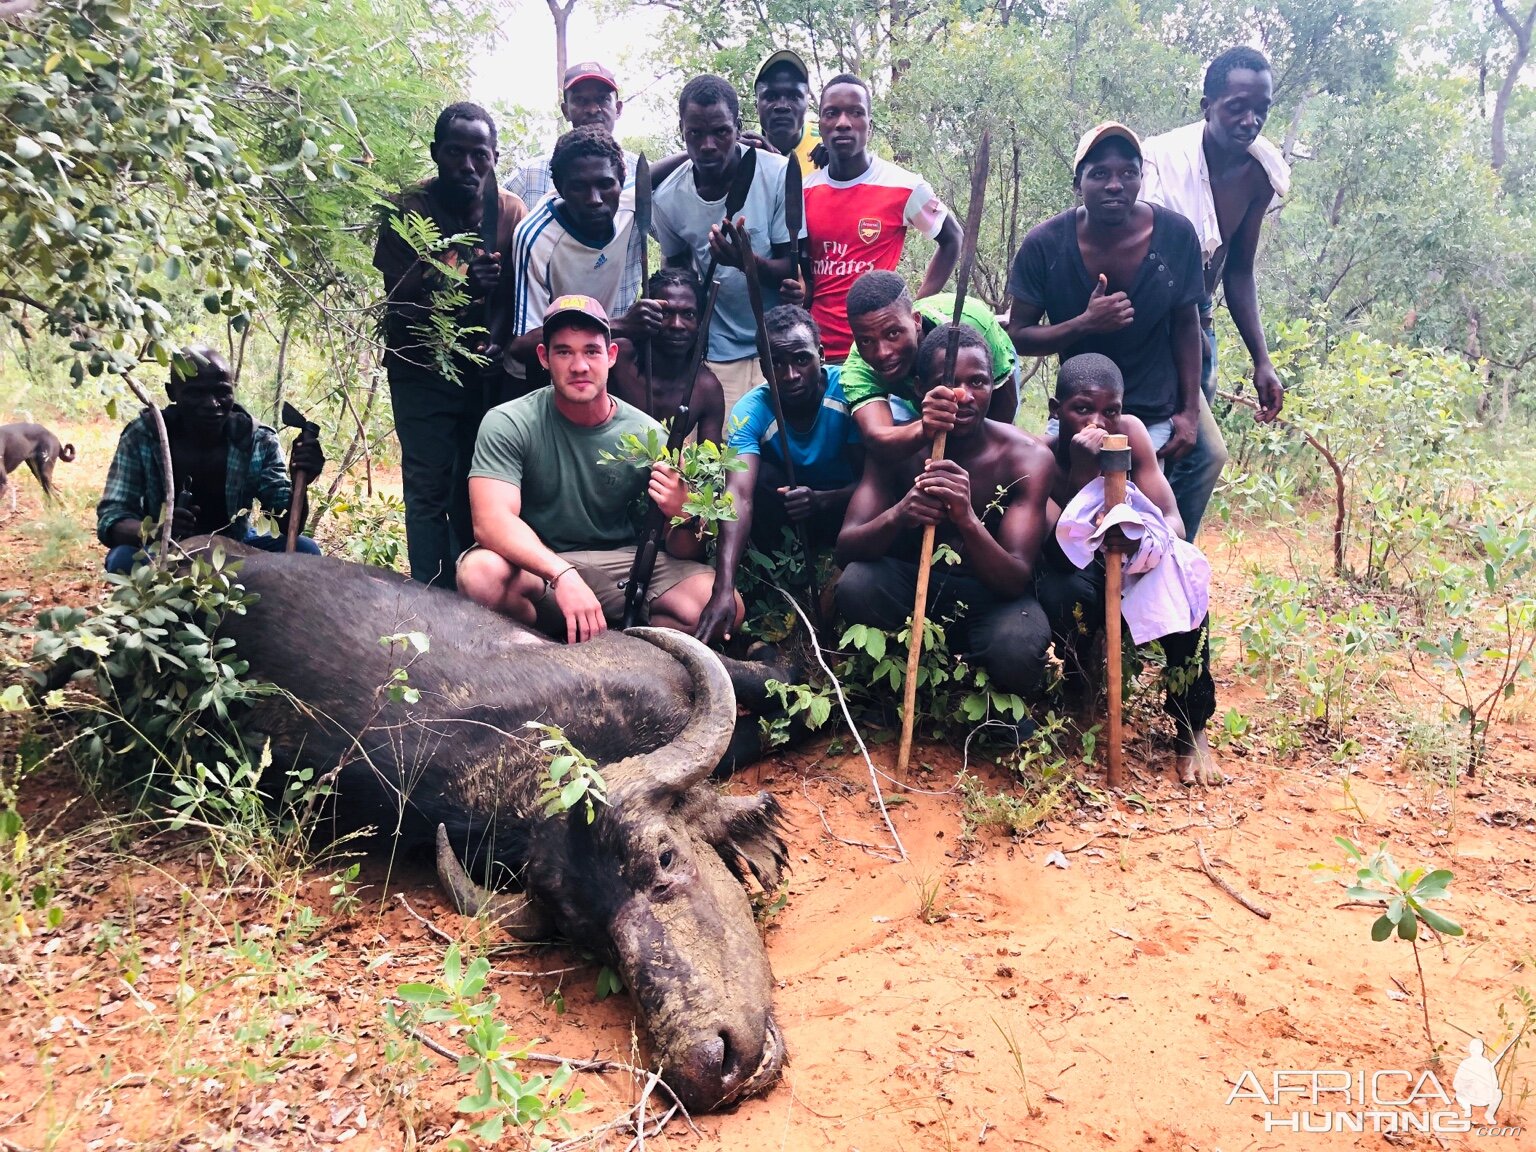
[1491,1,1535,172]
[546,0,577,102]
[269,313,294,426]
[1281,90,1310,162]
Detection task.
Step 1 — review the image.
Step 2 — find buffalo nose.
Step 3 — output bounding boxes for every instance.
[671,1026,752,1110]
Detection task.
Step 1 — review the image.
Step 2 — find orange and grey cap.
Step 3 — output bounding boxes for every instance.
[754,49,809,87]
[1073,121,1142,171]
[543,294,612,339]
[563,61,618,94]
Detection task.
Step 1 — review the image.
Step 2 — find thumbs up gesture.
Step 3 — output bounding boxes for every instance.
[1083,273,1135,334]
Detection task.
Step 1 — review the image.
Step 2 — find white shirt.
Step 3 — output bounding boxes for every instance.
[1140,121,1291,264]
[1056,477,1211,645]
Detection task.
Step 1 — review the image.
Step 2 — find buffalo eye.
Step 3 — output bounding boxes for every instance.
[658,847,675,871]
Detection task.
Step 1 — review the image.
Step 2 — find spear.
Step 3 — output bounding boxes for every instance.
[896,129,991,780]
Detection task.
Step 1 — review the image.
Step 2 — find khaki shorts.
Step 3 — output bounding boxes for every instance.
[461,545,712,633]
[708,357,764,420]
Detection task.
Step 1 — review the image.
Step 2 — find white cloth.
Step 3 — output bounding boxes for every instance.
[1056,477,1211,645]
[1140,121,1291,264]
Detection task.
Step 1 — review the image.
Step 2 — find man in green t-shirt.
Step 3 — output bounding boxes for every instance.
[459,295,740,643]
[842,270,1020,461]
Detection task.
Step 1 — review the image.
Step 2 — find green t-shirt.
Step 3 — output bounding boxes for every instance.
[840,293,1018,411]
[470,388,662,553]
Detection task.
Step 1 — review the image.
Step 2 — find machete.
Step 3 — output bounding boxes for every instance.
[620,277,723,630]
[896,129,992,779]
[698,145,758,292]
[633,153,655,417]
[783,152,812,307]
[731,218,820,620]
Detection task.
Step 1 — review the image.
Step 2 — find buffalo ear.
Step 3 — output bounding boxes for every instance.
[715,792,789,892]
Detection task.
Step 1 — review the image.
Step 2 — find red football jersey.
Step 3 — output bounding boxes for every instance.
[804,156,949,361]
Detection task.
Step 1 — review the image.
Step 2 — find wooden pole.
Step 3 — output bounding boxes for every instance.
[895,429,948,779]
[894,129,991,781]
[1100,433,1131,789]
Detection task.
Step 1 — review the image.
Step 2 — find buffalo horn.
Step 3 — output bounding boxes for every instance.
[610,627,738,804]
[434,824,552,940]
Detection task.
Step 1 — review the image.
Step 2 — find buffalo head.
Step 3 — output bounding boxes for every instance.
[435,627,788,1111]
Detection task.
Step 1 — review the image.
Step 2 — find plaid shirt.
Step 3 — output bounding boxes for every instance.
[503,148,645,311]
[96,404,291,546]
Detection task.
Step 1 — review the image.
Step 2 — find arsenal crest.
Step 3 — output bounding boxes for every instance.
[857,217,882,244]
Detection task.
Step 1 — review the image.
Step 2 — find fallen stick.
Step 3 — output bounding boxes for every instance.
[1195,838,1272,919]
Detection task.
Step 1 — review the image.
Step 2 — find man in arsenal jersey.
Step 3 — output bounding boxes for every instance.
[803,74,961,363]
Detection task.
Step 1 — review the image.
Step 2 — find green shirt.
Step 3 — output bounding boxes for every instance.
[840,293,1018,411]
[470,388,662,553]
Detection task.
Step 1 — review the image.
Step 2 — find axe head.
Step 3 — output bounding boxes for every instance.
[281,402,318,436]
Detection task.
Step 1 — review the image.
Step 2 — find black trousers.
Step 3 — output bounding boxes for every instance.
[1034,538,1216,735]
[387,362,483,589]
[833,557,1053,698]
[749,455,847,556]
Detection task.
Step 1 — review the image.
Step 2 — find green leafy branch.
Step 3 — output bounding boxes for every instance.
[388,211,488,386]
[1316,837,1466,1054]
[525,722,608,824]
[598,429,748,535]
[391,944,586,1149]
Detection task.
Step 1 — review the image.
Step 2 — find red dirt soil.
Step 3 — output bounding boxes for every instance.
[1,421,1533,1151]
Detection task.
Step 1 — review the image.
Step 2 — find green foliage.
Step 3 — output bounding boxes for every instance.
[1409,516,1536,775]
[599,428,748,535]
[755,614,1032,757]
[391,944,587,1149]
[524,722,608,824]
[1315,836,1466,1051]
[1236,571,1401,739]
[313,483,407,572]
[0,0,497,391]
[1329,836,1465,943]
[385,212,488,386]
[20,545,266,781]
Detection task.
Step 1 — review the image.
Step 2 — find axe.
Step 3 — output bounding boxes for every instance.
[281,401,319,553]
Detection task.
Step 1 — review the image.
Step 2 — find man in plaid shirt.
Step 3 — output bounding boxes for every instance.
[96,347,325,572]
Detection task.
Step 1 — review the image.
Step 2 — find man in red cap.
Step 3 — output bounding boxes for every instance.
[459,294,739,642]
[503,61,638,209]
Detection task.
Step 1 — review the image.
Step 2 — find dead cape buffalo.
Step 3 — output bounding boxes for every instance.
[205,549,791,1112]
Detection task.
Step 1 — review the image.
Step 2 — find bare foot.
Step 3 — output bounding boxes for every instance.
[1175,730,1224,787]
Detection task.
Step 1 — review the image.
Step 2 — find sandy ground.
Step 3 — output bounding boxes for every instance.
[0,420,1533,1152]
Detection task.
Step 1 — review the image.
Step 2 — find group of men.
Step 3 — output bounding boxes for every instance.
[94,44,1288,784]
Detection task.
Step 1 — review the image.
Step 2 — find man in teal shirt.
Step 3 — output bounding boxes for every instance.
[459,295,741,643]
[842,270,1019,461]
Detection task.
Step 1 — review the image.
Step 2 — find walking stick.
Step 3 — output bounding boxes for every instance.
[895,129,991,780]
[1100,432,1132,789]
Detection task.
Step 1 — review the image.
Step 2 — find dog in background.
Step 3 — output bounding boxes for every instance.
[0,423,77,513]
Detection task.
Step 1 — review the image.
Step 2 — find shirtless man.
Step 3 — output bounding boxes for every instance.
[835,324,1055,705]
[1141,46,1292,538]
[607,267,726,445]
[1037,353,1220,785]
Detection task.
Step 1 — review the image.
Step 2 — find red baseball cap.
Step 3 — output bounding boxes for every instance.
[563,61,619,95]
